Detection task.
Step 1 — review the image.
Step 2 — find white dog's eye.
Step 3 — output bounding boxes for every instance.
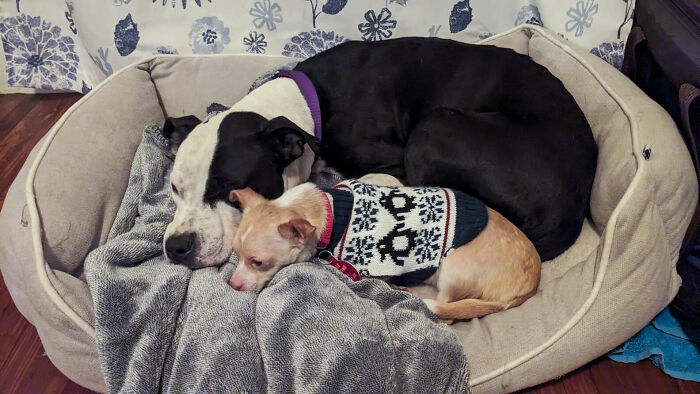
[171,183,178,195]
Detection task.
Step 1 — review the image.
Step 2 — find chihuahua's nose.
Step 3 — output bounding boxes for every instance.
[229,274,246,291]
[165,232,195,262]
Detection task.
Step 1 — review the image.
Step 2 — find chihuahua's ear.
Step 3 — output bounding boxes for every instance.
[162,115,201,155]
[278,218,316,246]
[228,187,265,211]
[263,116,320,168]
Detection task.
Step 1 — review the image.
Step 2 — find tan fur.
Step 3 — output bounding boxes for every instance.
[228,184,328,292]
[427,208,541,321]
[357,173,405,187]
[422,298,505,320]
[229,183,541,322]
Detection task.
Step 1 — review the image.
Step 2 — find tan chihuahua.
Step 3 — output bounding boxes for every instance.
[228,181,540,321]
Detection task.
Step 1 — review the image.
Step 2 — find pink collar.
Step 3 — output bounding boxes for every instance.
[317,190,333,249]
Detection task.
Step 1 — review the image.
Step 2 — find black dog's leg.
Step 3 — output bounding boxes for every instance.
[404,107,584,261]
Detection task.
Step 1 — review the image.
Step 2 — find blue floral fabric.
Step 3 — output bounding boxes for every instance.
[0,14,78,89]
[515,4,543,27]
[1,0,636,92]
[590,40,625,70]
[189,16,230,54]
[358,8,397,41]
[89,47,113,76]
[281,29,346,59]
[154,45,178,55]
[250,0,283,31]
[243,31,267,54]
[114,13,139,56]
[449,1,473,33]
[565,0,598,38]
[152,0,211,9]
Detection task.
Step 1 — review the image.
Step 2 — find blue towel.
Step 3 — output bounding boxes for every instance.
[608,307,700,381]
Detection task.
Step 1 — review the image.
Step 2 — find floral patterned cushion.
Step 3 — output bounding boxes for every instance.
[0,0,634,92]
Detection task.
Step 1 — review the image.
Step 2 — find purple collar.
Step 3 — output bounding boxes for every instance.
[276,69,322,140]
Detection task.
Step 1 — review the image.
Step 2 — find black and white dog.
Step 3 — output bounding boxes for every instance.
[162,37,597,268]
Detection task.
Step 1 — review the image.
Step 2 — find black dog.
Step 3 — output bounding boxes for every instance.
[163,37,596,267]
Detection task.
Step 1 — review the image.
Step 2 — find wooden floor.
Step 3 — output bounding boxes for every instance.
[0,93,93,393]
[1,93,698,393]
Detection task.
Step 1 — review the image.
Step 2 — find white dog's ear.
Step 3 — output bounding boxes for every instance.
[228,187,264,211]
[278,218,316,246]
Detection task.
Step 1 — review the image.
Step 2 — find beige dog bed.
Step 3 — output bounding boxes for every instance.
[0,26,696,392]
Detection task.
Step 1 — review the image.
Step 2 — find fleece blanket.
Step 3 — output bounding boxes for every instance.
[84,124,470,393]
[609,307,700,382]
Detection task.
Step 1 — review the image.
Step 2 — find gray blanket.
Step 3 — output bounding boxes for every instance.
[84,125,470,393]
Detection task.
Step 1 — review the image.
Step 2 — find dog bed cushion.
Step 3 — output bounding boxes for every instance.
[0,25,696,392]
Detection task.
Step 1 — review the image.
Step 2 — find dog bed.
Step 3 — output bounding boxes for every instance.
[0,25,696,392]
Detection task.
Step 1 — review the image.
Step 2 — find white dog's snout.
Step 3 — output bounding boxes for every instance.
[164,200,239,267]
[176,222,192,233]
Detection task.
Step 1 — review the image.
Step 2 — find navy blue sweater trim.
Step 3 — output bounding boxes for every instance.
[320,187,353,253]
[450,190,488,252]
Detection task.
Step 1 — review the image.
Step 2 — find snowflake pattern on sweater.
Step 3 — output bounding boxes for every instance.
[329,180,487,277]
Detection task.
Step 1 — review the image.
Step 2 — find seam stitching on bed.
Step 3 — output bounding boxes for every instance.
[23,61,148,338]
[469,24,645,387]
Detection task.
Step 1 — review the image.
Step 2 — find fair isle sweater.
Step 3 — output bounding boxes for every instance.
[320,180,488,280]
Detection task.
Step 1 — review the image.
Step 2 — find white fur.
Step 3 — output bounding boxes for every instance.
[230,78,313,131]
[240,224,254,245]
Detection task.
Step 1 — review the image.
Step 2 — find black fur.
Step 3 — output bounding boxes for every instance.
[203,112,320,204]
[172,37,597,261]
[263,116,321,166]
[162,115,201,154]
[294,38,597,260]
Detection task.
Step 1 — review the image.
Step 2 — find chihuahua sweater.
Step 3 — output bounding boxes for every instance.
[320,180,488,278]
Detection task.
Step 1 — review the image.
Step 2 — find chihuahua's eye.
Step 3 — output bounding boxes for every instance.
[250,259,262,267]
[171,183,178,195]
